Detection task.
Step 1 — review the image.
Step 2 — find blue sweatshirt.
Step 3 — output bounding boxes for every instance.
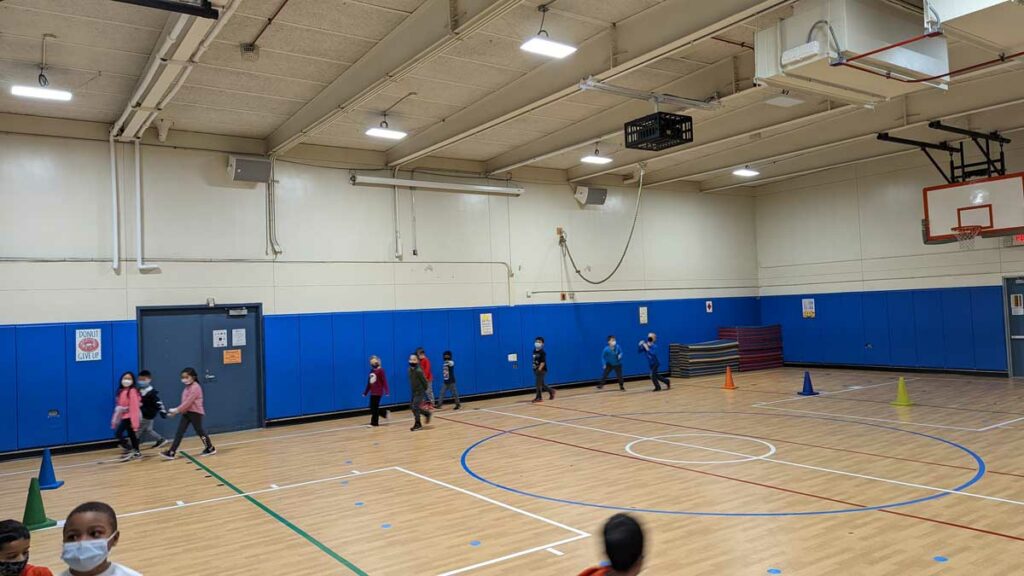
[639,340,660,368]
[602,344,623,366]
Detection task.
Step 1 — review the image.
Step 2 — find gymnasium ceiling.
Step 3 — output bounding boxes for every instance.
[1,0,1022,193]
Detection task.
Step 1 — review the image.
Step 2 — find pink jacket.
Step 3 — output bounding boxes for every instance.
[175,382,205,415]
[111,387,141,431]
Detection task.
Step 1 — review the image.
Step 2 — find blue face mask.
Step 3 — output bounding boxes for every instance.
[61,533,116,572]
[534,342,543,349]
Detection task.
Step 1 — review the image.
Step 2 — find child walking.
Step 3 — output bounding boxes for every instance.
[160,367,216,460]
[416,348,436,408]
[407,354,433,432]
[639,332,671,392]
[135,370,167,449]
[363,356,390,427]
[58,502,140,576]
[532,336,555,403]
[111,372,142,463]
[0,519,53,576]
[598,335,625,390]
[437,350,461,410]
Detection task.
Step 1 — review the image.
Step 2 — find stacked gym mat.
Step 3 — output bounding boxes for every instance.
[717,325,784,371]
[669,339,740,378]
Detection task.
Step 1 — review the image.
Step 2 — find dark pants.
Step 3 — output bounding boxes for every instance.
[649,366,670,390]
[169,412,214,453]
[369,395,387,426]
[114,419,140,451]
[411,393,432,426]
[534,372,552,399]
[600,364,624,389]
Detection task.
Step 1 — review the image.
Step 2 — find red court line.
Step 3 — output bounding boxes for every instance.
[539,404,1024,480]
[789,394,1024,416]
[439,414,1024,543]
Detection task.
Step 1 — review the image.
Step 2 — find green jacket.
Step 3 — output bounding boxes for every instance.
[408,366,429,395]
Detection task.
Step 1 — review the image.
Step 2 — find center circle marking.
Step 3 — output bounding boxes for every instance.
[624,433,777,464]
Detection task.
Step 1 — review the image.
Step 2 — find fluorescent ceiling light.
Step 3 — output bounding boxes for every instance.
[11,85,72,101]
[520,36,576,59]
[581,155,613,165]
[732,166,760,177]
[351,174,523,197]
[765,94,804,108]
[365,126,407,140]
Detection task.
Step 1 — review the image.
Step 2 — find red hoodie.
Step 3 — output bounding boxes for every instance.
[364,366,389,396]
[419,355,433,383]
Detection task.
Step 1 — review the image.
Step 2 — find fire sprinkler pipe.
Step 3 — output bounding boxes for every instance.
[112,15,188,138]
[134,139,159,272]
[109,132,120,272]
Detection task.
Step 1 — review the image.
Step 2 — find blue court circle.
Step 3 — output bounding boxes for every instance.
[460,411,986,517]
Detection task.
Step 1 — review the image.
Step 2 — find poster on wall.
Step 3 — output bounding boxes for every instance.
[705,301,713,314]
[223,349,242,365]
[232,328,247,346]
[639,306,649,325]
[1012,294,1024,316]
[479,313,494,336]
[75,329,102,362]
[213,330,228,348]
[802,298,816,319]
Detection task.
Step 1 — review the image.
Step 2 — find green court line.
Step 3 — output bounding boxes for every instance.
[182,451,369,576]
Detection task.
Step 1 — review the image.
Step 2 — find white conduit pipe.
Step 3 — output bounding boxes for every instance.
[392,166,403,260]
[134,140,159,272]
[109,132,120,272]
[112,15,189,138]
[136,0,240,137]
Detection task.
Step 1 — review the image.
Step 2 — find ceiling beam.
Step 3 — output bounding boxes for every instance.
[385,0,795,167]
[485,55,743,175]
[642,70,1024,189]
[265,0,522,155]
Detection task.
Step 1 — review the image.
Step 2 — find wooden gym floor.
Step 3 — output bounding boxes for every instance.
[2,367,1023,575]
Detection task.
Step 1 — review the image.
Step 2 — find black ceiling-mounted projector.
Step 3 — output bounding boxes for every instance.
[112,0,219,19]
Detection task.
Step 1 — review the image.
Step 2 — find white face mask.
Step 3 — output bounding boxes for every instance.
[181,379,190,385]
[61,533,116,572]
[609,340,616,347]
[120,380,132,387]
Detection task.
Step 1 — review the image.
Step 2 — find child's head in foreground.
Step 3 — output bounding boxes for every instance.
[61,502,120,575]
[0,519,32,575]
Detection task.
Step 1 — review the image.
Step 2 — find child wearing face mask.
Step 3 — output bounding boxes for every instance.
[134,371,167,449]
[407,354,433,432]
[436,350,461,410]
[415,348,436,409]
[111,372,142,462]
[363,356,390,427]
[58,502,139,576]
[160,367,216,460]
[598,335,625,391]
[532,336,555,403]
[638,332,670,392]
[0,519,52,576]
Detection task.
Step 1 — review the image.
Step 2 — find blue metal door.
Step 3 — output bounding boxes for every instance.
[1005,278,1024,377]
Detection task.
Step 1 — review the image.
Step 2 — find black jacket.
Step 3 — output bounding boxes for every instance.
[139,387,167,420]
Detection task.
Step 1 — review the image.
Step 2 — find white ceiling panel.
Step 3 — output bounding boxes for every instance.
[645,57,705,77]
[0,61,136,97]
[442,32,537,73]
[500,113,575,135]
[379,76,492,108]
[479,3,604,46]
[198,41,349,82]
[431,138,512,161]
[528,100,605,123]
[162,102,284,138]
[357,93,462,120]
[187,65,325,101]
[473,125,548,147]
[304,133,393,151]
[0,34,148,78]
[0,90,122,122]
[274,0,410,41]
[412,55,525,91]
[242,20,375,63]
[610,67,687,92]
[172,84,305,117]
[2,0,168,29]
[0,3,161,55]
[543,0,664,24]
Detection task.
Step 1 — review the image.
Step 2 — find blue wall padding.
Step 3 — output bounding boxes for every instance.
[2,287,1007,452]
[759,287,1006,371]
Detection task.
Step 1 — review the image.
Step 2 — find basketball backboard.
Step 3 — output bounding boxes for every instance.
[923,172,1024,243]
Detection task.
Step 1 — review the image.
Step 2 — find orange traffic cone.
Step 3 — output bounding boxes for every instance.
[723,366,737,390]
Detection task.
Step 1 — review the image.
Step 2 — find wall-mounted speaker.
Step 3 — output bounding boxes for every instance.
[228,155,272,183]
[574,186,608,206]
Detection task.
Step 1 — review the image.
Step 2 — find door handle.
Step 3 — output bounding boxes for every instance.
[205,372,216,380]
[1012,336,1024,340]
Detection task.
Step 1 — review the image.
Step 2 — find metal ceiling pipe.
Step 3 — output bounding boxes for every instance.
[112,14,189,139]
[134,139,159,272]
[109,132,120,272]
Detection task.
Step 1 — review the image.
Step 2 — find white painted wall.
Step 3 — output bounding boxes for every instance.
[755,139,1024,295]
[0,132,758,324]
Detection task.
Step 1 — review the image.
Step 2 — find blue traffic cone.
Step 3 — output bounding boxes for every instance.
[797,371,819,396]
[37,448,64,490]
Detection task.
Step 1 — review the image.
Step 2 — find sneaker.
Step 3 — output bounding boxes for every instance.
[549,389,556,400]
[531,397,543,403]
[424,412,432,425]
[619,385,625,391]
[120,451,140,462]
[597,385,604,389]
[653,387,662,392]
[454,404,462,411]
[152,438,166,450]
[666,381,671,390]
[410,423,423,432]
[160,450,177,460]
[201,446,217,456]
[370,422,379,427]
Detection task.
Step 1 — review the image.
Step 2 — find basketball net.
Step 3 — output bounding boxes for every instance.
[952,226,982,250]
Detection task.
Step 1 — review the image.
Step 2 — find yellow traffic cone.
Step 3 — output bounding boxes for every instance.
[891,376,913,407]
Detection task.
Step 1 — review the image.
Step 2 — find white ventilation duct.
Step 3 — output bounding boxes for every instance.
[927,1,1024,51]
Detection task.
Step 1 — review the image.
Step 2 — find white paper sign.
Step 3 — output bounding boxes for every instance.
[232,328,247,347]
[802,298,816,319]
[479,313,494,336]
[639,306,649,325]
[705,300,713,313]
[213,329,228,348]
[507,353,518,362]
[75,329,102,362]
[1012,294,1024,316]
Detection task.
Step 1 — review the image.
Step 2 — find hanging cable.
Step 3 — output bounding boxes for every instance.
[559,164,645,285]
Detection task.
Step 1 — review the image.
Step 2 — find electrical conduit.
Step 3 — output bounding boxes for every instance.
[134,139,158,272]
[109,132,120,272]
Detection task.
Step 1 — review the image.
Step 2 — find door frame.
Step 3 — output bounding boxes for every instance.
[1002,276,1020,378]
[136,303,266,428]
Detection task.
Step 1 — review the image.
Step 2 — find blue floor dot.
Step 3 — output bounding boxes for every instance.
[934,556,949,563]
[768,569,782,575]
[355,502,364,507]
[598,561,610,568]
[345,460,353,465]
[381,523,392,529]
[340,480,348,486]
[469,540,481,547]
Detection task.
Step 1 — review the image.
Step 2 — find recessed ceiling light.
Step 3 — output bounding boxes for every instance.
[732,166,760,177]
[581,144,612,164]
[765,93,804,108]
[520,5,576,59]
[11,85,72,101]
